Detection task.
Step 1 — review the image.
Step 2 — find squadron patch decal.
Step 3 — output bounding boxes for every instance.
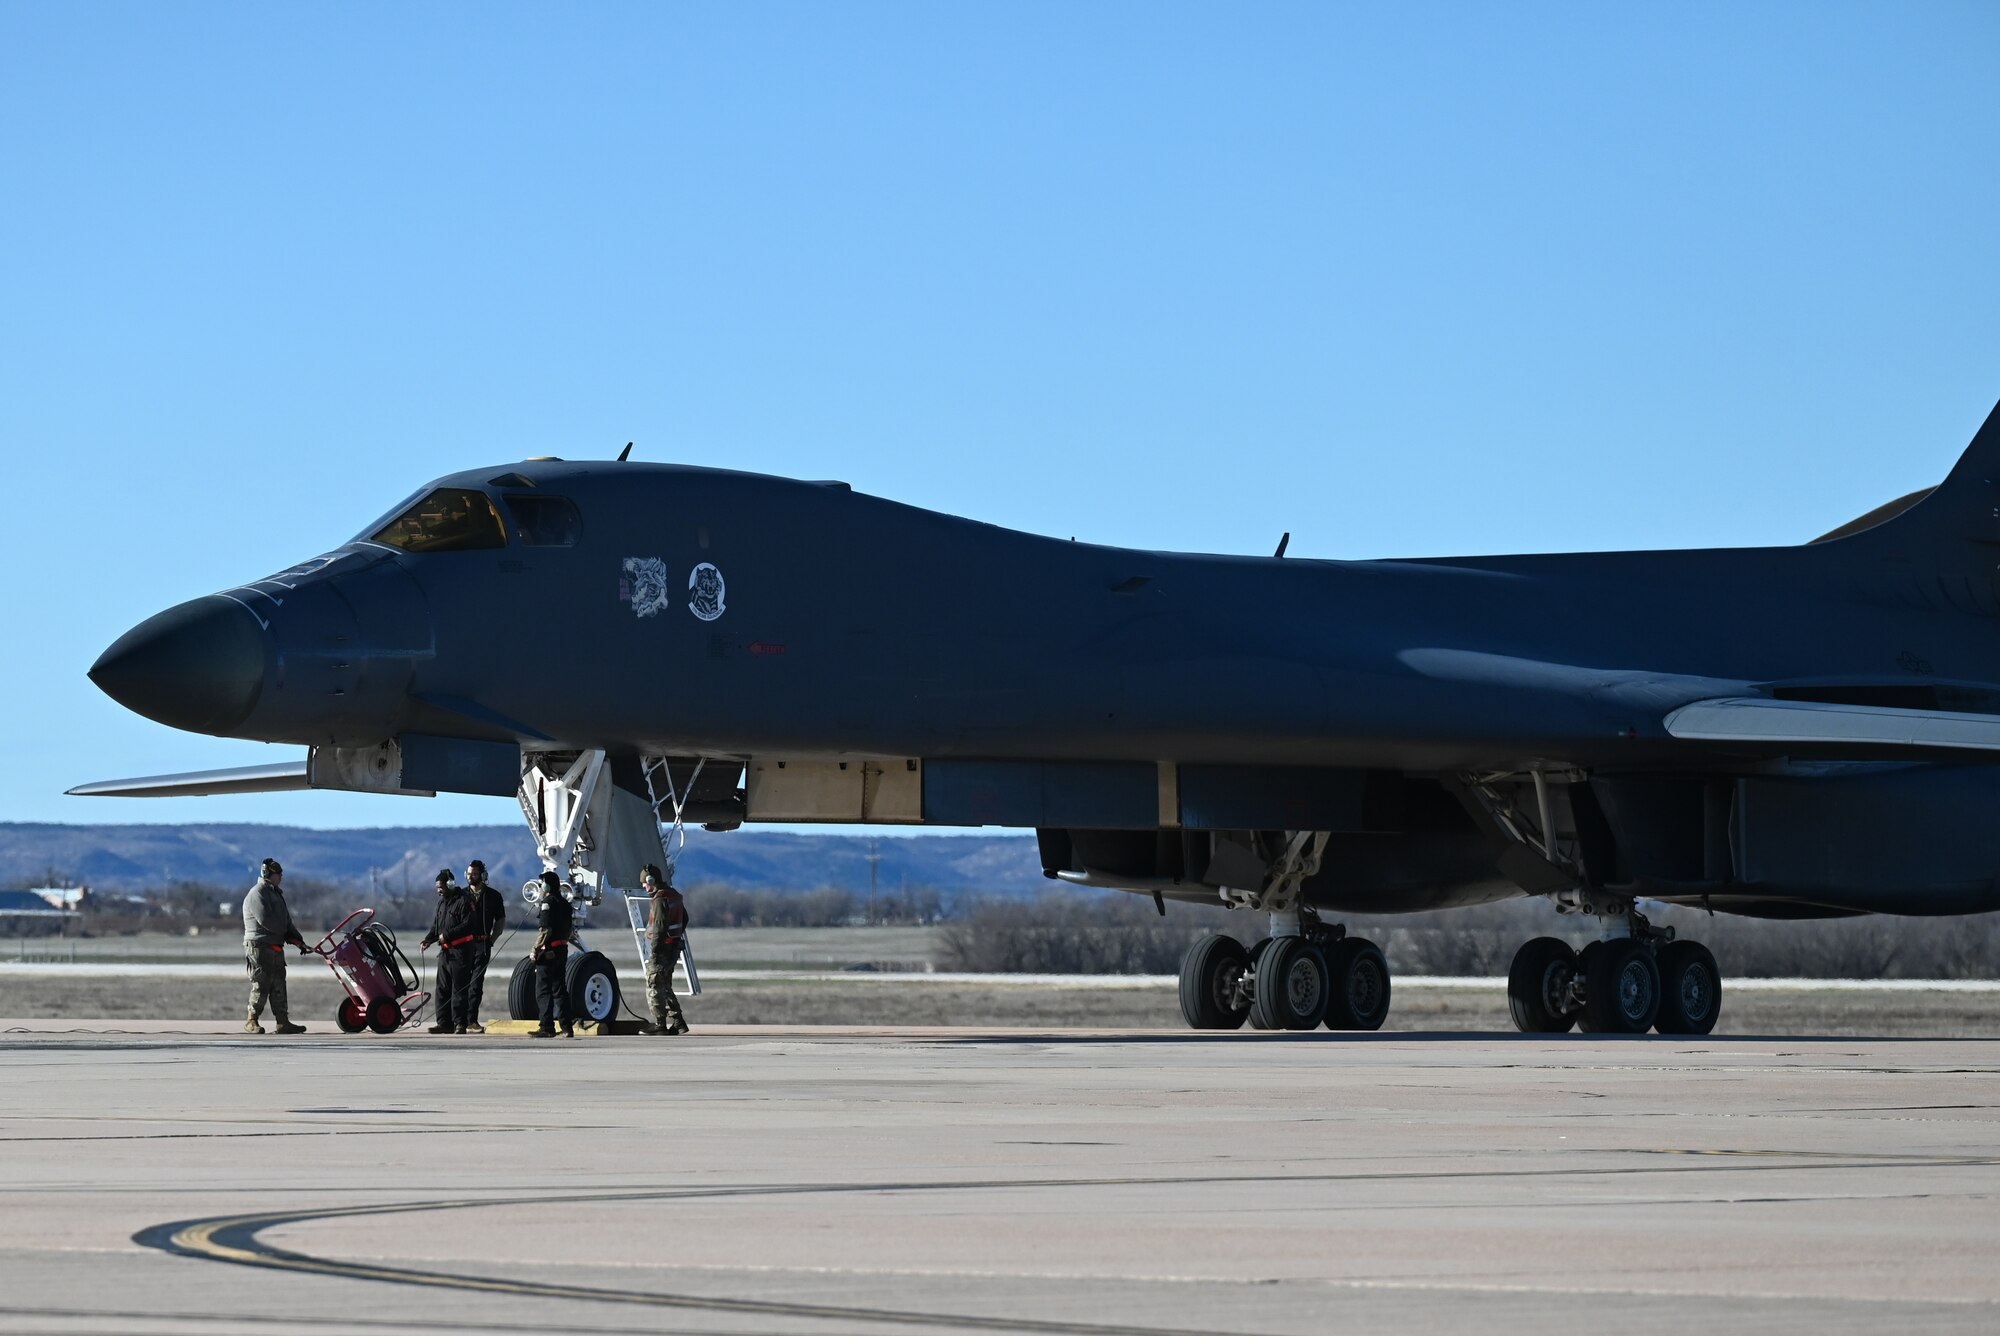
[687,562,727,621]
[621,557,672,618]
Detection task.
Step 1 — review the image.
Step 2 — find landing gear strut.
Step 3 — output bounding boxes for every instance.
[509,750,622,1024]
[1167,830,1394,1032]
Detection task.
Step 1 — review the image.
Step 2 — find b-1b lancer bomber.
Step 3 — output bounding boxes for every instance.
[75,398,2000,1035]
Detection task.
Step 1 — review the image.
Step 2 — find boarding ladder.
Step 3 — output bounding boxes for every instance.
[630,756,703,997]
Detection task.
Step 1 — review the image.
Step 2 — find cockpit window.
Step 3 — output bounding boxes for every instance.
[370,488,508,553]
[504,495,582,547]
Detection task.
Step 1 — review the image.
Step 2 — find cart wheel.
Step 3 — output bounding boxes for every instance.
[566,951,620,1024]
[335,998,366,1033]
[366,997,401,1034]
[508,956,538,1021]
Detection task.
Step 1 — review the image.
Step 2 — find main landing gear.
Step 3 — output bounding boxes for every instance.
[1178,910,1392,1033]
[1506,910,1722,1036]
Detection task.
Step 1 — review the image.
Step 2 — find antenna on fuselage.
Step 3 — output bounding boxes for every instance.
[1273,532,1291,558]
[616,441,634,462]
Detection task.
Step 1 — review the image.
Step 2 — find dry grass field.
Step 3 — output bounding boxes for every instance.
[7,929,1997,1034]
[4,969,1996,1036]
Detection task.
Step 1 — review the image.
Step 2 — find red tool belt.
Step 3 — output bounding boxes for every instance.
[266,943,284,952]
[443,934,477,949]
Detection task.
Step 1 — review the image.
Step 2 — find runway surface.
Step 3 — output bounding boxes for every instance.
[1,1023,1996,1334]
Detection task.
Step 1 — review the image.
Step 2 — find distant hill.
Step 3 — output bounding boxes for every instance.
[0,823,1046,897]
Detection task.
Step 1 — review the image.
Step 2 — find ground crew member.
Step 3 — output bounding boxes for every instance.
[462,859,507,1032]
[242,858,309,1035]
[530,870,575,1039]
[640,863,690,1036]
[420,870,480,1034]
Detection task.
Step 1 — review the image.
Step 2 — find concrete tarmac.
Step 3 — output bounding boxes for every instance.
[1,1022,1996,1335]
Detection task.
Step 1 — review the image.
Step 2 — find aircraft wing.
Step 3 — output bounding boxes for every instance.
[1664,697,2000,757]
[66,760,313,798]
[1395,651,2000,763]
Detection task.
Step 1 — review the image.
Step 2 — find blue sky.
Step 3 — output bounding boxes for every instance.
[3,2,1996,829]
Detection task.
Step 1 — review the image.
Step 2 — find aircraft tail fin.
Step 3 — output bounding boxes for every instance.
[1816,396,2000,561]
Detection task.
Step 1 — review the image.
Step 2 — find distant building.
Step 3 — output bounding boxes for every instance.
[29,887,90,911]
[0,887,87,935]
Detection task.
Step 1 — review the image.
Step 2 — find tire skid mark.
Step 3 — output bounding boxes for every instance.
[0,1305,750,1336]
[137,1198,1229,1336]
[3,1127,534,1143]
[135,1155,2000,1332]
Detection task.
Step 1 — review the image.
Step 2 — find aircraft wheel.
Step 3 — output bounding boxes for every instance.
[1177,934,1251,1030]
[1250,937,1330,1031]
[566,951,621,1025]
[1324,937,1391,1031]
[366,997,401,1034]
[1655,941,1722,1035]
[507,956,538,1020]
[1579,938,1660,1035]
[335,998,367,1034]
[1507,937,1579,1033]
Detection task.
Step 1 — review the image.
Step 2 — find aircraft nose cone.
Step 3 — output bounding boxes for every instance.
[89,597,268,734]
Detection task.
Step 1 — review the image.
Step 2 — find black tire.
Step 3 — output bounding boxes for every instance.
[1323,937,1391,1031]
[508,956,538,1021]
[566,951,621,1025]
[1177,934,1251,1030]
[366,997,401,1034]
[1249,937,1330,1031]
[1580,937,1660,1035]
[1243,938,1276,1029]
[1655,940,1722,1035]
[1507,937,1579,1033]
[335,997,366,1034]
[1575,939,1606,1018]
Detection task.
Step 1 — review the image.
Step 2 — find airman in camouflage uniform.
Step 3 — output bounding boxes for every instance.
[242,858,309,1034]
[640,863,689,1036]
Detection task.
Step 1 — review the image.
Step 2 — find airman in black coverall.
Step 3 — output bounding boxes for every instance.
[420,870,480,1033]
[462,859,507,1032]
[530,870,575,1039]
